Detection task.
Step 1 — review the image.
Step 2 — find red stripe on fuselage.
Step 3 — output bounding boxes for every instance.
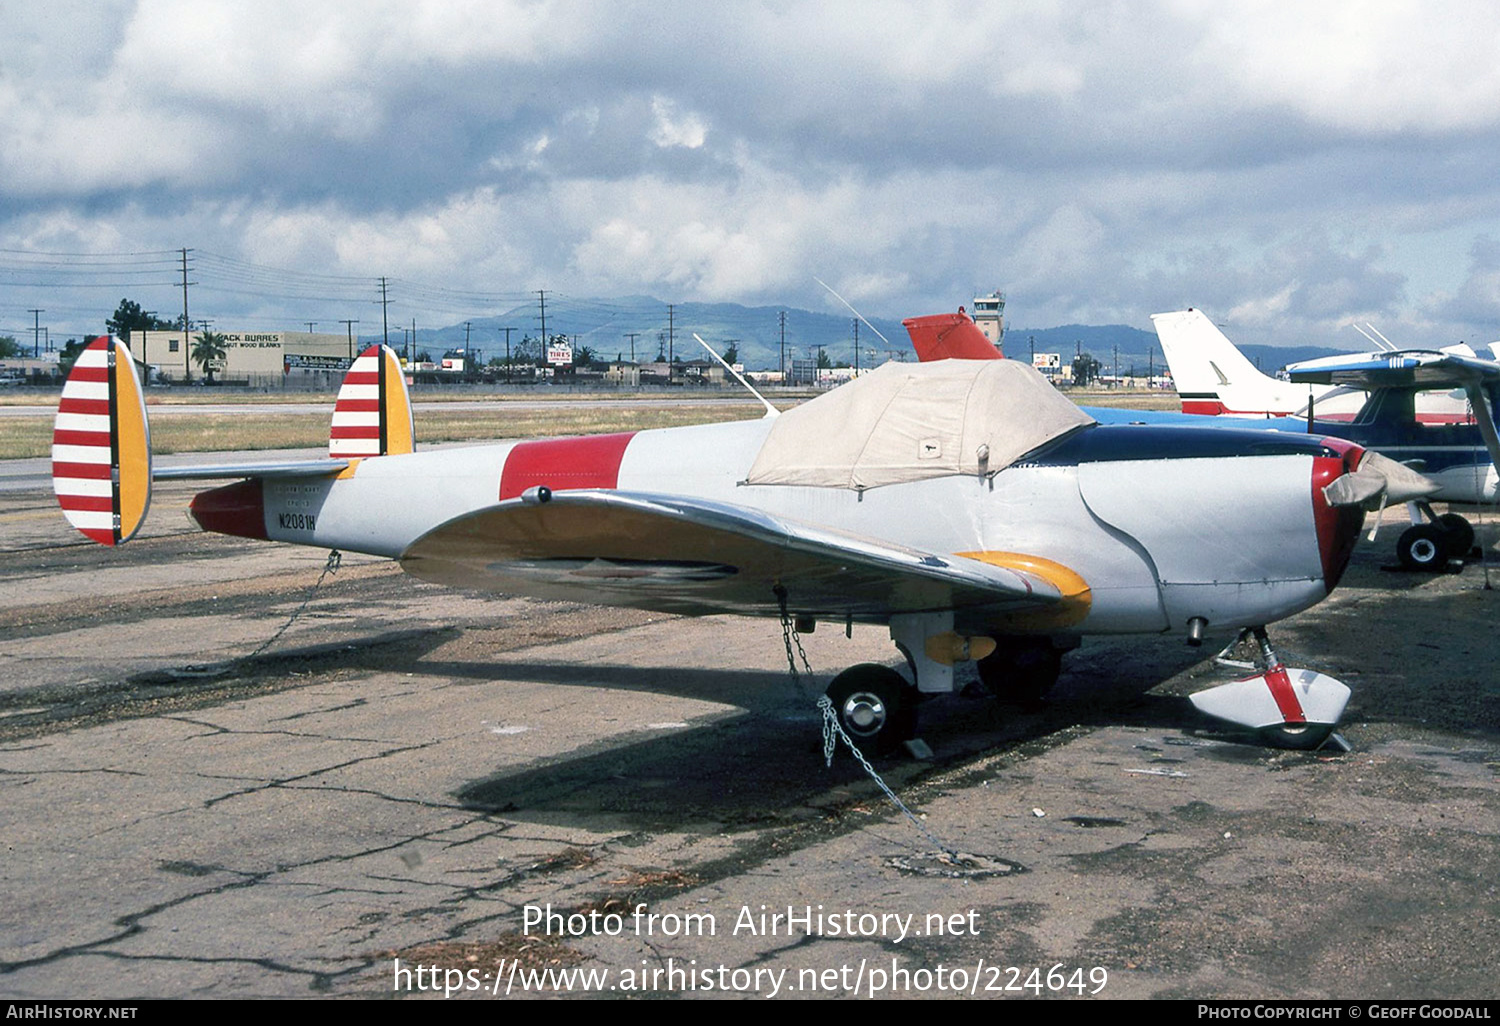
[499,432,636,500]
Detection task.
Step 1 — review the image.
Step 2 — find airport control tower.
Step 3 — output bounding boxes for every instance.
[972,290,1005,357]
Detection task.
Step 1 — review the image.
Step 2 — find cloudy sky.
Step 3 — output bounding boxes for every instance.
[4,0,1500,349]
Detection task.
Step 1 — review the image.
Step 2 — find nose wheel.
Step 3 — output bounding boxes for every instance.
[1194,627,1350,750]
[825,663,917,754]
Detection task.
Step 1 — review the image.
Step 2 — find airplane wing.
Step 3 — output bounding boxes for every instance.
[1288,351,1500,470]
[1286,350,1500,389]
[400,489,1076,622]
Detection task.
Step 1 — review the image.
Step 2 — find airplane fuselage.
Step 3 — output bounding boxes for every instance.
[191,419,1364,641]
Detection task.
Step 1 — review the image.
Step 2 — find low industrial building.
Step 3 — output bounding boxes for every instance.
[136,329,360,388]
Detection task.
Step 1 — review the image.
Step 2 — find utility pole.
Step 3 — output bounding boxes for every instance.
[778,311,787,380]
[411,317,416,365]
[28,309,43,358]
[667,304,675,365]
[340,319,359,359]
[624,332,639,366]
[537,289,547,354]
[306,321,317,334]
[499,326,515,384]
[378,277,390,347]
[852,318,860,374]
[180,248,194,380]
[464,321,471,349]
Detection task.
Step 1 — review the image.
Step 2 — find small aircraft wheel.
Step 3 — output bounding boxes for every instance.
[1437,513,1476,558]
[1259,721,1335,751]
[976,639,1062,707]
[1398,524,1448,571]
[824,664,915,755]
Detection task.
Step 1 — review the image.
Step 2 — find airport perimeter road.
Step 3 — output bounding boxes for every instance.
[1,474,1497,1000]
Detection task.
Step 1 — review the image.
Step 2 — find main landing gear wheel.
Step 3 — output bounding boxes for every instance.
[824,663,916,755]
[976,639,1062,708]
[1437,513,1476,558]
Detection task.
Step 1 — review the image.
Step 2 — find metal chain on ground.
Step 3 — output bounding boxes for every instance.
[816,695,960,857]
[773,584,959,858]
[243,549,343,660]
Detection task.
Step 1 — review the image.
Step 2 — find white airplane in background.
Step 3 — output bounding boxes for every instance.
[55,336,1435,752]
[1151,308,1487,424]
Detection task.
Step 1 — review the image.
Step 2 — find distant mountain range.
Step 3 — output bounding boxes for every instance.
[390,296,1354,373]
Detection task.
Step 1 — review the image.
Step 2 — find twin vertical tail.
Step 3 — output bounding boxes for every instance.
[329,344,415,458]
[53,340,415,547]
[52,336,152,546]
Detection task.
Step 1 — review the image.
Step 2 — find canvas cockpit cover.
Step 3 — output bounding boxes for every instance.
[746,359,1095,490]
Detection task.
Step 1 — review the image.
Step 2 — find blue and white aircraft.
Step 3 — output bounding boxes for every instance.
[1285,348,1500,569]
[1146,309,1500,570]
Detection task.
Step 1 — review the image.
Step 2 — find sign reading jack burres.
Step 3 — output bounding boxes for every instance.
[391,902,1111,998]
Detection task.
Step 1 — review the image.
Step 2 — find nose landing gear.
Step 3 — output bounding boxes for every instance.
[1189,627,1350,750]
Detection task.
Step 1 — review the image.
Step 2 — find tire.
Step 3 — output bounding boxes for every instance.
[1259,721,1335,751]
[976,639,1063,707]
[1437,513,1475,558]
[1398,524,1448,572]
[824,663,915,755]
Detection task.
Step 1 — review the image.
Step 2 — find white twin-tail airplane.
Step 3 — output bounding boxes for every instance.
[54,335,1434,753]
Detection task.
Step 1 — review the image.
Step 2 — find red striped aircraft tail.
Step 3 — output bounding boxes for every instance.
[329,344,414,458]
[52,336,152,546]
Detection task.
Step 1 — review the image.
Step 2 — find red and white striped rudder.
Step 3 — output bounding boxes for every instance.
[329,344,414,458]
[52,336,152,545]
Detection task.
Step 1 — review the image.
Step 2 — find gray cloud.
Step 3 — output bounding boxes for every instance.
[5,1,1500,349]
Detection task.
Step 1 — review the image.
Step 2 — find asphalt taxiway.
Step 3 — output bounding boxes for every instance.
[1,467,1497,999]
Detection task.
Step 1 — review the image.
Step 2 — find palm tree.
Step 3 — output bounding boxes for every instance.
[191,330,227,384]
